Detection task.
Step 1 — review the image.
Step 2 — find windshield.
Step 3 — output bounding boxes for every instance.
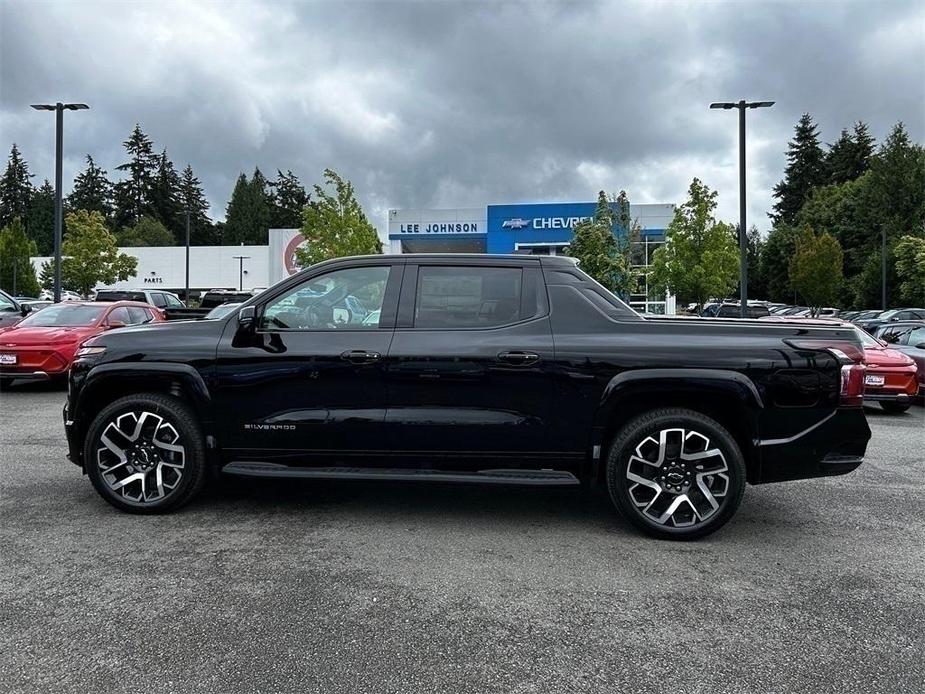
[877,309,898,320]
[856,328,883,349]
[205,302,241,319]
[0,293,16,311]
[19,304,106,327]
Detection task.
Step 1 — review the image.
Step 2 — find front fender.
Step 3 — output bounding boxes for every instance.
[68,362,213,466]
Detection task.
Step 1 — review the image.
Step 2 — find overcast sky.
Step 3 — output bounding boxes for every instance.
[1,0,923,239]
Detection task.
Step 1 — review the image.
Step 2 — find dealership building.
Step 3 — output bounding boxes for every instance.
[388,201,675,313]
[31,200,676,313]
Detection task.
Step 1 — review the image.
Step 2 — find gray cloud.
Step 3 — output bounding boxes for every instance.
[1,0,923,238]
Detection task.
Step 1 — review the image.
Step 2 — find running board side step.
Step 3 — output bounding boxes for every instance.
[222,462,580,486]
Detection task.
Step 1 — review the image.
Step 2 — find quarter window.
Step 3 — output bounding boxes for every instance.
[414,266,523,328]
[262,266,390,330]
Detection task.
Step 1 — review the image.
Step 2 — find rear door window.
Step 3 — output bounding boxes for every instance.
[150,293,167,308]
[414,266,524,329]
[127,307,152,324]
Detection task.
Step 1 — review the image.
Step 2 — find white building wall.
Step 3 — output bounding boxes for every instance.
[31,245,270,293]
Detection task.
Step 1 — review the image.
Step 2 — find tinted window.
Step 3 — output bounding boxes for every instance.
[150,293,167,308]
[127,307,153,324]
[107,307,131,325]
[262,266,390,330]
[748,305,771,318]
[414,266,522,328]
[908,327,925,345]
[19,304,106,327]
[96,290,145,302]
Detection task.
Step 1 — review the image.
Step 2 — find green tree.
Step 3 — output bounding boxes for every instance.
[866,122,925,245]
[151,149,183,239]
[772,114,826,226]
[0,144,34,228]
[0,217,40,297]
[788,226,844,314]
[648,178,739,310]
[894,235,925,306]
[115,215,175,247]
[25,179,56,255]
[38,260,54,291]
[177,165,215,245]
[566,191,633,296]
[67,155,113,220]
[269,169,309,228]
[733,225,766,300]
[295,168,382,267]
[760,224,799,303]
[60,210,137,297]
[223,168,272,245]
[825,122,875,184]
[113,124,158,229]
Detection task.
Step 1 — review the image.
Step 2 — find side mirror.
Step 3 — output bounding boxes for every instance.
[238,305,257,328]
[915,343,925,350]
[20,305,32,316]
[106,319,127,329]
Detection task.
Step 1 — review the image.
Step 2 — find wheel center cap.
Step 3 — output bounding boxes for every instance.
[666,470,685,484]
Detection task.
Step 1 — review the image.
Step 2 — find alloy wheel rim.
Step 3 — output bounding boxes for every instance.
[96,411,185,503]
[625,427,729,528]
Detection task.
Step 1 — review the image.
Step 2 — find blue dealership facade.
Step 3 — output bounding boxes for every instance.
[387,200,676,313]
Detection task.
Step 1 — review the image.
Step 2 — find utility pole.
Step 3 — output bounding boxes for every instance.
[30,102,89,302]
[710,99,774,317]
[185,209,191,305]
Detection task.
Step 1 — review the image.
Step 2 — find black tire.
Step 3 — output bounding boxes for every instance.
[879,401,911,414]
[606,408,746,540]
[84,393,207,513]
[0,378,12,391]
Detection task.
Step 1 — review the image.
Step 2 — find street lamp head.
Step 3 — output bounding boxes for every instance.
[747,101,775,109]
[30,104,56,111]
[710,102,736,110]
[64,104,90,110]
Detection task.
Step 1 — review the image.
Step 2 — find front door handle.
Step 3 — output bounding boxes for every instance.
[341,350,382,364]
[497,351,540,365]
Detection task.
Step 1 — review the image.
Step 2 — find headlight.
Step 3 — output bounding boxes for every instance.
[75,346,107,357]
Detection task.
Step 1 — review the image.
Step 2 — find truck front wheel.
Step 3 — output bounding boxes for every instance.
[84,393,207,513]
[606,408,746,540]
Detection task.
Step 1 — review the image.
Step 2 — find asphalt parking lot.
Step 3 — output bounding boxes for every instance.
[1,384,923,694]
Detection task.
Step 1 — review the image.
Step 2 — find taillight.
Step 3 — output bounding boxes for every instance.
[785,338,866,407]
[839,363,866,407]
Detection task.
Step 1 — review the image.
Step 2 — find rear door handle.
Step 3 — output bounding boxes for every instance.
[497,351,540,365]
[341,350,381,364]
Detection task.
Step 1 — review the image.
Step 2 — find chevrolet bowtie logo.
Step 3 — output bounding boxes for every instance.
[501,218,531,229]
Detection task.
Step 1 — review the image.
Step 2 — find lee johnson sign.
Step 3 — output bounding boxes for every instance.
[397,222,481,234]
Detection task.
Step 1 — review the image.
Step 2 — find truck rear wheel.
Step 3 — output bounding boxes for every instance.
[84,393,207,513]
[606,408,746,540]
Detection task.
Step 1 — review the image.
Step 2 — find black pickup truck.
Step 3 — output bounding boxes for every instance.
[64,254,871,539]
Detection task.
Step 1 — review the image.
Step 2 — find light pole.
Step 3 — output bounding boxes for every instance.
[232,254,250,291]
[710,99,774,318]
[31,102,89,303]
[185,209,191,304]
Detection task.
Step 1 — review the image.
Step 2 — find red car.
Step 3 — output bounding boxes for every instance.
[0,301,163,386]
[857,328,918,414]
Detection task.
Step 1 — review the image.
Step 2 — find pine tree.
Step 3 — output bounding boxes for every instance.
[825,121,876,184]
[223,173,251,245]
[178,165,216,245]
[248,167,272,243]
[0,217,41,297]
[0,144,34,228]
[771,114,826,225]
[151,149,183,240]
[867,122,925,244]
[113,124,157,229]
[269,170,309,228]
[25,179,56,255]
[67,154,113,219]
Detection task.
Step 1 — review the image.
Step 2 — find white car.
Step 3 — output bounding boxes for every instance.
[38,289,84,301]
